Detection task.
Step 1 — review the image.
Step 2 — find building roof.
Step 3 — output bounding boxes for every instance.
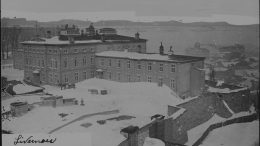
[21,34,146,46]
[99,28,116,31]
[41,96,63,100]
[120,125,139,134]
[96,51,205,63]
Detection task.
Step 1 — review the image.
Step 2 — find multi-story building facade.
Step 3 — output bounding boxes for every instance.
[13,24,205,97]
[95,49,205,98]
[13,24,147,85]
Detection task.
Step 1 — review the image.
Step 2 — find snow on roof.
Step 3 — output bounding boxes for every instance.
[222,61,239,67]
[96,69,104,72]
[167,107,186,120]
[143,137,165,146]
[33,70,40,73]
[177,96,199,105]
[21,34,146,45]
[13,84,42,94]
[207,86,248,93]
[96,51,204,63]
[21,36,102,45]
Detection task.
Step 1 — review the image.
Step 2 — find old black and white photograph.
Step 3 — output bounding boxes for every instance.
[1,0,259,146]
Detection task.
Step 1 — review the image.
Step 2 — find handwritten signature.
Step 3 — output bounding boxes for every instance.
[14,135,57,145]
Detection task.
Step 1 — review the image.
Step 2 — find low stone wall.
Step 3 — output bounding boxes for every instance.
[192,113,258,146]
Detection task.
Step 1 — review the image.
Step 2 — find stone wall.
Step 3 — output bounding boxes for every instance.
[220,89,252,113]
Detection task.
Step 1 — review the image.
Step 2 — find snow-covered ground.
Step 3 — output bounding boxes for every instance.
[200,120,259,146]
[186,114,226,145]
[143,137,165,146]
[43,78,183,117]
[3,78,184,146]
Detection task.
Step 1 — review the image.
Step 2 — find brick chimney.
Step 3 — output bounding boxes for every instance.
[68,36,75,44]
[135,32,140,40]
[101,34,105,42]
[168,45,174,55]
[159,42,164,55]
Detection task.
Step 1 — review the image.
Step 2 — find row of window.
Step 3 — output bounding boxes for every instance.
[26,48,45,53]
[48,48,95,54]
[25,57,45,67]
[50,59,58,69]
[63,71,95,83]
[106,72,175,88]
[63,56,94,68]
[100,59,176,72]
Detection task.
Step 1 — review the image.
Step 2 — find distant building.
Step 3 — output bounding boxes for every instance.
[59,24,80,36]
[185,42,210,59]
[85,23,96,36]
[99,28,117,35]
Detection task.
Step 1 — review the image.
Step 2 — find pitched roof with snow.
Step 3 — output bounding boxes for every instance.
[96,51,205,63]
[21,34,146,46]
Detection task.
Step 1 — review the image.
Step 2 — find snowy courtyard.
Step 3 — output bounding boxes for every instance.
[1,65,259,146]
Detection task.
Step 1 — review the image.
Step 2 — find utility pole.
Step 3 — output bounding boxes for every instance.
[35,22,39,37]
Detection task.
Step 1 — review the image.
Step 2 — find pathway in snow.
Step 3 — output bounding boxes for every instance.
[48,109,119,134]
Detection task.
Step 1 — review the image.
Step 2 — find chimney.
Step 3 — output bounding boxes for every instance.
[101,34,105,42]
[159,42,164,55]
[46,31,52,38]
[68,36,75,44]
[135,32,140,40]
[168,45,174,55]
[194,42,200,48]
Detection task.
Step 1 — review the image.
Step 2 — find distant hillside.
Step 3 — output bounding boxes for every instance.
[1,17,258,28]
[1,17,258,57]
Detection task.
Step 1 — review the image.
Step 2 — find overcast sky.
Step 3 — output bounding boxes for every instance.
[1,0,259,24]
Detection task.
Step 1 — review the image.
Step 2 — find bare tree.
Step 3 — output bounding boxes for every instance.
[1,24,21,59]
[9,26,22,56]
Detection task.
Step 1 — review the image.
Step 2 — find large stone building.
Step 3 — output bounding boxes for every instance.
[95,48,205,98]
[13,24,205,98]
